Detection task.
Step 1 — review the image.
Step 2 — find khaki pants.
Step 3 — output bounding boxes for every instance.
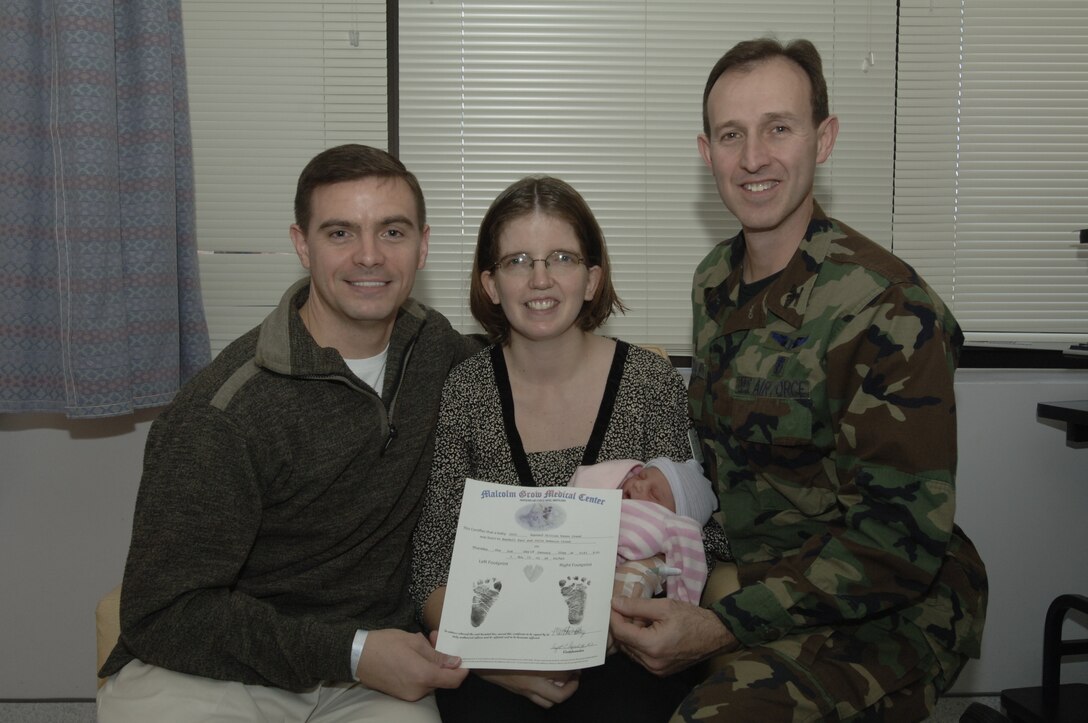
[97,659,442,723]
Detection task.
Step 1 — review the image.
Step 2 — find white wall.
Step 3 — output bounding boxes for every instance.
[1,410,154,699]
[951,369,1088,693]
[1,369,1086,698]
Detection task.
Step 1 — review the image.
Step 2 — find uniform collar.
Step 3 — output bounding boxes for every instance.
[708,202,840,335]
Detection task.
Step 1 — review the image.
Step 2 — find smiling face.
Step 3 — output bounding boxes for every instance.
[290,176,429,358]
[697,55,838,249]
[480,211,601,346]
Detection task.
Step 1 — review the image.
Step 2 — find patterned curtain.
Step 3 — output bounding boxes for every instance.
[0,0,209,418]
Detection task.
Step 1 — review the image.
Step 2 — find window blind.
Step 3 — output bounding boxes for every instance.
[896,0,1088,346]
[182,0,388,354]
[399,0,898,354]
[181,1,1087,357]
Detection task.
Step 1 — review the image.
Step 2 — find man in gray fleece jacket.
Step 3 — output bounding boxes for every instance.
[98,145,481,722]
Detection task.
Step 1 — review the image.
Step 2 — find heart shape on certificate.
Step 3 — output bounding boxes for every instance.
[523,564,544,582]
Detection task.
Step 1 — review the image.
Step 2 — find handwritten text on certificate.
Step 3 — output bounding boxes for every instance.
[435,478,622,670]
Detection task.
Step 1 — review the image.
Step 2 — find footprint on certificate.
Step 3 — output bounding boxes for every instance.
[523,564,544,582]
[558,576,590,624]
[470,578,502,627]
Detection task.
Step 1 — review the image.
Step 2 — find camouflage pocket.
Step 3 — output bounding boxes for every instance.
[727,394,814,447]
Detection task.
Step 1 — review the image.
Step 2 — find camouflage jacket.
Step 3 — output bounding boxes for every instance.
[689,205,986,676]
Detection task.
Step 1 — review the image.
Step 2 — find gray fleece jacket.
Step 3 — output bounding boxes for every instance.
[100,278,480,691]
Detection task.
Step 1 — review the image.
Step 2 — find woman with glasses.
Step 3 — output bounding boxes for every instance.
[410,176,726,723]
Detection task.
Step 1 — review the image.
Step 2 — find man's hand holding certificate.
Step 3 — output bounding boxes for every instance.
[435,479,622,670]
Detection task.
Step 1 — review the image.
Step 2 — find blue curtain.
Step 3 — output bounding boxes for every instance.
[0,0,210,418]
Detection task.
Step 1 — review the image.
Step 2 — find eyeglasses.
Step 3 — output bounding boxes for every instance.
[491,250,585,276]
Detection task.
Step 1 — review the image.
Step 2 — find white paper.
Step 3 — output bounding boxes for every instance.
[435,478,622,670]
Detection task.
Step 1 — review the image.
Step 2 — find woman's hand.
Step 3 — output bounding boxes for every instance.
[474,668,581,708]
[425,586,580,706]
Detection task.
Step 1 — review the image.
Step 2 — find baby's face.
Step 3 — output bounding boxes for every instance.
[620,466,676,512]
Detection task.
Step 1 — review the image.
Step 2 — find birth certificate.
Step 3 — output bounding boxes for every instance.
[435,478,622,670]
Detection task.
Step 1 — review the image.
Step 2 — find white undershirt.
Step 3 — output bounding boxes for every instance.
[344,345,389,394]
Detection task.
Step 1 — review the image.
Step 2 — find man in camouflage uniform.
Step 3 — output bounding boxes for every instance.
[610,37,987,721]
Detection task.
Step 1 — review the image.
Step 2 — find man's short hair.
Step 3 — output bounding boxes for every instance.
[293,144,427,231]
[701,37,829,135]
[469,175,626,345]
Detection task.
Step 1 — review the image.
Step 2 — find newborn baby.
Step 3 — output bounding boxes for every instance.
[569,458,717,604]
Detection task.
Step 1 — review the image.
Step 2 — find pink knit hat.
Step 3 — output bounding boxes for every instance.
[568,457,717,525]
